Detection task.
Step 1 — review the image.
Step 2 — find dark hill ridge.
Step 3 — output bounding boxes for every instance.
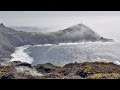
[0,23,113,61]
[50,24,101,42]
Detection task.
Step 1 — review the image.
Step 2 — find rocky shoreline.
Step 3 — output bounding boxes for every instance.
[0,61,120,79]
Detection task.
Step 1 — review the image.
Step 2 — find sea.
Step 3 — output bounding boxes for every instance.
[10,38,120,66]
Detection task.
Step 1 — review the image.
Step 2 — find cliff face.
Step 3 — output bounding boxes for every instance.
[0,23,113,61]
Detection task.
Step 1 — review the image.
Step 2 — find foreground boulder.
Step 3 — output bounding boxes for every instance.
[34,63,60,73]
[11,61,32,68]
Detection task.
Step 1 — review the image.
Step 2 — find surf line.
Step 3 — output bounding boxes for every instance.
[10,45,34,64]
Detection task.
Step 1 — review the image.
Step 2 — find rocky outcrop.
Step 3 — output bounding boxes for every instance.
[34,63,60,73]
[98,37,114,42]
[11,61,32,68]
[1,61,120,79]
[58,62,120,79]
[0,61,43,79]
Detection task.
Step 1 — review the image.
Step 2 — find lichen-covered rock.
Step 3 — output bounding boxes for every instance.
[87,73,120,79]
[34,63,59,73]
[76,62,120,77]
[1,61,120,79]
[0,63,43,79]
[56,61,120,79]
[11,61,32,68]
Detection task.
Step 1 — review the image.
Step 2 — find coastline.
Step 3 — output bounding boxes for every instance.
[8,41,120,66]
[10,45,34,64]
[1,42,120,79]
[3,42,120,79]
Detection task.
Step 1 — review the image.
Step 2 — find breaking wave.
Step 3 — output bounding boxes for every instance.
[10,45,34,64]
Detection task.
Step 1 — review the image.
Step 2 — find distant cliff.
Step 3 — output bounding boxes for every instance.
[48,24,113,43]
[0,23,113,61]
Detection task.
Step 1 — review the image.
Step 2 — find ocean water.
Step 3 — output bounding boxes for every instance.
[10,41,120,66]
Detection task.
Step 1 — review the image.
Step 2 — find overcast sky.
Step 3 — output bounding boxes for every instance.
[0,11,120,40]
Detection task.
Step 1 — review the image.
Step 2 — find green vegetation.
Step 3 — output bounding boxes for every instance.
[81,65,92,73]
[41,63,60,69]
[0,70,5,78]
[87,73,120,79]
[80,61,120,74]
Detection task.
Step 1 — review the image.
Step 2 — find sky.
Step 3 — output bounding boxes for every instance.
[0,11,120,40]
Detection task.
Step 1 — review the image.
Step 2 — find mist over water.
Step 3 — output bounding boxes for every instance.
[10,29,120,66]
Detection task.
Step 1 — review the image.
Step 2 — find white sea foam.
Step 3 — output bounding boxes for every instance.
[33,44,55,47]
[32,42,96,47]
[57,41,117,46]
[10,45,33,64]
[30,41,117,47]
